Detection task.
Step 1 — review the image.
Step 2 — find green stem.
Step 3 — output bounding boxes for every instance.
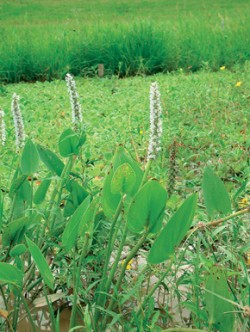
[70,232,90,329]
[104,224,128,300]
[50,156,74,231]
[140,256,174,312]
[161,329,208,332]
[141,159,152,187]
[190,205,250,236]
[17,289,37,332]
[101,231,148,329]
[94,197,124,321]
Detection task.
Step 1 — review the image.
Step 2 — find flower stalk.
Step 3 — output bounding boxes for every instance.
[65,73,82,128]
[147,82,163,161]
[11,93,25,150]
[0,109,6,146]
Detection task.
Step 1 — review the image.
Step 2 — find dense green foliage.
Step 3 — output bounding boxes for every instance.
[0,0,250,82]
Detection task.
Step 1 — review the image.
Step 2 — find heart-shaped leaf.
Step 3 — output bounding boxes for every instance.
[111,163,136,194]
[58,129,79,157]
[127,180,168,234]
[0,263,23,289]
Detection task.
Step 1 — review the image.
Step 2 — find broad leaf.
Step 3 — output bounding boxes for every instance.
[205,265,235,332]
[10,244,27,257]
[62,196,91,252]
[0,263,23,288]
[78,197,99,235]
[2,216,29,246]
[9,174,27,198]
[127,180,168,234]
[111,163,136,195]
[33,173,52,204]
[102,147,143,218]
[37,145,64,176]
[20,139,39,175]
[58,129,79,157]
[202,167,231,219]
[148,194,197,264]
[26,236,54,290]
[64,180,88,217]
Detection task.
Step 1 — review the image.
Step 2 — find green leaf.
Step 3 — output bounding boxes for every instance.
[20,139,40,175]
[9,174,27,198]
[2,216,29,246]
[0,263,23,288]
[127,180,168,234]
[58,129,79,157]
[64,180,89,217]
[205,266,235,332]
[148,194,197,264]
[0,191,3,233]
[202,167,231,219]
[102,147,143,218]
[33,173,52,204]
[37,144,64,176]
[111,163,136,194]
[78,197,99,235]
[10,244,27,257]
[26,236,54,290]
[62,196,91,252]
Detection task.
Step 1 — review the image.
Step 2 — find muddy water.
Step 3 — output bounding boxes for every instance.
[17,307,73,332]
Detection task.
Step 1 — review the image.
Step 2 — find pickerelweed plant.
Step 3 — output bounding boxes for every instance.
[0,77,249,332]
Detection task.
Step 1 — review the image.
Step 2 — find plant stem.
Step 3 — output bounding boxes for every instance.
[139,256,174,314]
[94,197,124,322]
[50,155,74,231]
[191,205,250,234]
[101,231,148,329]
[17,290,37,332]
[70,232,90,329]
[104,224,128,300]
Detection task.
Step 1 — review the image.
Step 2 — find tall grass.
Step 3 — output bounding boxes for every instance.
[0,18,250,83]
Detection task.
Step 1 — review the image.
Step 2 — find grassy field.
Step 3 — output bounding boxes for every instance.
[0,0,250,82]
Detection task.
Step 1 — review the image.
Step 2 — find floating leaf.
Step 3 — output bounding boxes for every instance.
[37,145,64,176]
[58,129,79,157]
[0,263,23,288]
[202,167,231,219]
[111,163,136,195]
[127,180,168,234]
[148,194,197,264]
[62,196,91,252]
[26,236,54,290]
[20,139,39,175]
[205,265,235,332]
